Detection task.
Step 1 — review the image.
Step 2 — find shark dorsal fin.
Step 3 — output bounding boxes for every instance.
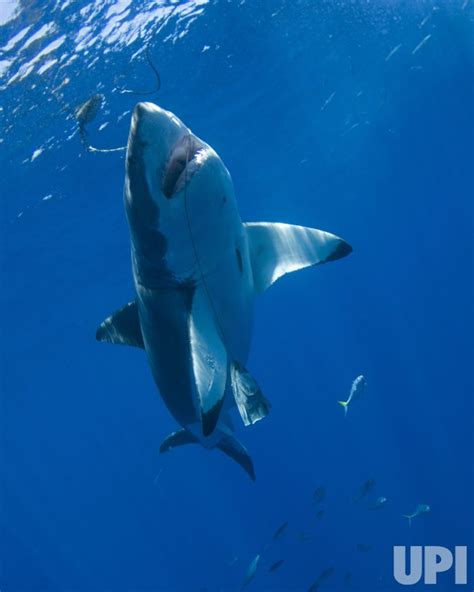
[96,301,144,348]
[190,287,228,437]
[244,222,352,293]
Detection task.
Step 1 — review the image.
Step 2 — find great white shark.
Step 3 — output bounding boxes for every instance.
[96,102,352,480]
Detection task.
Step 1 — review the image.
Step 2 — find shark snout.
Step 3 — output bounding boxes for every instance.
[133,101,152,119]
[132,102,184,140]
[131,102,155,137]
[132,101,165,123]
[129,102,205,200]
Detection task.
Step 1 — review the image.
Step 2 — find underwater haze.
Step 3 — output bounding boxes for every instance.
[1,1,473,591]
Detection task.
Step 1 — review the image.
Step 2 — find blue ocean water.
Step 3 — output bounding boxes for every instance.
[1,1,473,591]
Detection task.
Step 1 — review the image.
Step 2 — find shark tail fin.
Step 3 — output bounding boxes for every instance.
[216,434,256,481]
[402,514,413,527]
[159,429,255,482]
[337,400,349,417]
[159,428,198,453]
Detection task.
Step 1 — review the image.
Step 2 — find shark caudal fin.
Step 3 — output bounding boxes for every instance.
[216,434,256,481]
[160,429,256,481]
[159,428,198,453]
[337,400,349,417]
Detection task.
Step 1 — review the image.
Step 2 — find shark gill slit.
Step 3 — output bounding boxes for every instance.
[182,134,230,435]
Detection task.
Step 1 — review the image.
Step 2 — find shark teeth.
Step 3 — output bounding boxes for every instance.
[174,147,210,195]
[162,134,209,198]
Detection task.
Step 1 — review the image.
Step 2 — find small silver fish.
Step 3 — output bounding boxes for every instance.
[308,567,334,591]
[353,478,375,502]
[313,486,326,505]
[369,496,387,510]
[403,503,430,526]
[272,521,288,541]
[338,375,366,417]
[268,559,284,573]
[241,554,260,590]
[319,567,335,583]
[315,510,325,520]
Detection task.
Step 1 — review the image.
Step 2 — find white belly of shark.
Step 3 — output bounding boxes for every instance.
[96,102,352,480]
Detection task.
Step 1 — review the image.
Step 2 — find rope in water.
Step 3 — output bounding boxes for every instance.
[78,46,161,154]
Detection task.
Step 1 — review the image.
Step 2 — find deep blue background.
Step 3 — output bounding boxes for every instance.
[1,1,473,590]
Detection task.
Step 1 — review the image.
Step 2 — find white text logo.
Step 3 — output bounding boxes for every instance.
[393,546,468,585]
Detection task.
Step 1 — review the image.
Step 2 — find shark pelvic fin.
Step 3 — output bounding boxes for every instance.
[244,222,352,293]
[216,434,256,481]
[190,288,228,437]
[159,428,198,453]
[96,301,144,348]
[231,361,271,427]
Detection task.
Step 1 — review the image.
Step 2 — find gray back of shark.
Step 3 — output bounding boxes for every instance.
[96,102,352,480]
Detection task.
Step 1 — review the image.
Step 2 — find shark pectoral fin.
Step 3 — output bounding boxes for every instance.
[231,362,271,427]
[96,301,145,348]
[190,288,228,437]
[216,434,256,481]
[159,428,198,453]
[244,222,352,293]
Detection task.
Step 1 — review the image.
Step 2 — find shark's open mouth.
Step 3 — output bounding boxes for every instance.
[163,134,207,198]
